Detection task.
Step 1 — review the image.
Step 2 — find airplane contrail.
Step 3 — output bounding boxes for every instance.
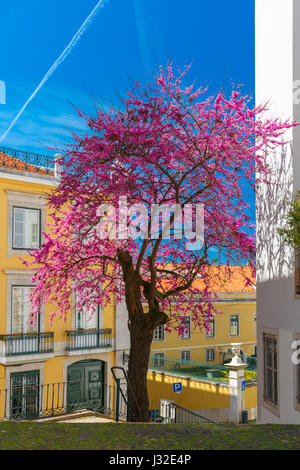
[0,0,109,144]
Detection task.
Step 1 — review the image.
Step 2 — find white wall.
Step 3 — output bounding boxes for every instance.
[115,301,130,370]
[256,0,300,423]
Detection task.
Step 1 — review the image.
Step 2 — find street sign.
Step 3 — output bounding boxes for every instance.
[173,382,182,393]
[241,380,246,391]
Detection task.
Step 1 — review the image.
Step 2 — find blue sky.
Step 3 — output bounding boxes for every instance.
[0,0,254,157]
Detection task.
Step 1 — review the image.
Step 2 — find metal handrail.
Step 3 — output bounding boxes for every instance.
[171,402,217,424]
[111,366,141,422]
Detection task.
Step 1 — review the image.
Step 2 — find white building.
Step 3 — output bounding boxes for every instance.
[256,0,300,423]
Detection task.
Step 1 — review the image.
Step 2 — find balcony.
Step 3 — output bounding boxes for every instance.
[0,332,54,361]
[66,328,113,352]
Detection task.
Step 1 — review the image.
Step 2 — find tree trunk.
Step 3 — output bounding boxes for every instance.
[127,316,153,422]
[117,249,168,422]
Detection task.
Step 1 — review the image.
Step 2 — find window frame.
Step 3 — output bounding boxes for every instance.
[11,285,40,334]
[263,332,278,409]
[179,316,191,340]
[205,348,215,362]
[180,350,191,363]
[75,305,100,331]
[6,191,47,258]
[10,370,40,419]
[230,314,239,336]
[205,316,215,338]
[73,290,103,331]
[153,352,164,367]
[153,325,165,342]
[12,206,41,250]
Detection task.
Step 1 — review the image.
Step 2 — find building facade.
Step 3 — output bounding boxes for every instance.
[151,269,256,370]
[0,149,129,420]
[256,0,300,423]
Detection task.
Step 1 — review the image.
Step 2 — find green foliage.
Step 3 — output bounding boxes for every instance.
[244,370,257,382]
[221,370,229,379]
[278,191,300,247]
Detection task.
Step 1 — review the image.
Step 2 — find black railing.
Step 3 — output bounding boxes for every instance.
[0,379,124,421]
[66,329,112,351]
[0,375,198,423]
[0,332,54,357]
[0,146,54,174]
[172,403,216,424]
[111,366,141,422]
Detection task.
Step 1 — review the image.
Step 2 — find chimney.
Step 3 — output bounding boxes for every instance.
[54,153,62,180]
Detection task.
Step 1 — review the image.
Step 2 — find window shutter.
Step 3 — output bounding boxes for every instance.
[28,210,39,248]
[13,208,25,248]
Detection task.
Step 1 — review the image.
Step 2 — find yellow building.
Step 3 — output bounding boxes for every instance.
[150,267,257,369]
[0,148,127,420]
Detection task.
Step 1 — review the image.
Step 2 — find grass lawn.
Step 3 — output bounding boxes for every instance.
[0,422,299,450]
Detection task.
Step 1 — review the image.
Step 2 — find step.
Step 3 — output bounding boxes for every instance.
[34,409,114,423]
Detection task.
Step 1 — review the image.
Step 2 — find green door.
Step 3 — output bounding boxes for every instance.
[67,360,105,412]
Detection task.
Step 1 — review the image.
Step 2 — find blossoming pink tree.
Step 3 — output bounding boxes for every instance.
[26,65,294,422]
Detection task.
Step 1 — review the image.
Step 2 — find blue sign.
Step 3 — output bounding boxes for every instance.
[173,382,182,393]
[241,380,246,392]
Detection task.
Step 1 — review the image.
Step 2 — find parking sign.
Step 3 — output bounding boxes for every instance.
[173,382,182,393]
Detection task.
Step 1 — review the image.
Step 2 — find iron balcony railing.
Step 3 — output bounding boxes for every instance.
[0,146,54,174]
[0,332,54,357]
[66,329,112,351]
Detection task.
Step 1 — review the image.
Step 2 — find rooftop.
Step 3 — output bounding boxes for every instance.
[0,147,54,177]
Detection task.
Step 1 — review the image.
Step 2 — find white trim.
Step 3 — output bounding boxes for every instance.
[0,171,56,186]
[4,270,45,334]
[4,362,45,418]
[6,191,47,257]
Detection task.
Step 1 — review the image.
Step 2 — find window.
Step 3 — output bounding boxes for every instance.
[75,293,99,330]
[153,353,164,367]
[180,350,191,363]
[230,315,239,336]
[205,317,215,337]
[76,306,99,330]
[153,325,164,342]
[10,371,39,419]
[263,333,278,407]
[11,286,37,334]
[206,348,215,361]
[179,317,191,339]
[13,207,40,249]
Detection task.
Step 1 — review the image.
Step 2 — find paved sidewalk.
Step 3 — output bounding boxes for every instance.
[58,415,113,423]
